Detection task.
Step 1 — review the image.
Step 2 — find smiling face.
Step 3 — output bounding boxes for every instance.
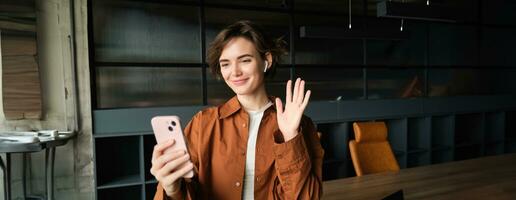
[219,37,269,96]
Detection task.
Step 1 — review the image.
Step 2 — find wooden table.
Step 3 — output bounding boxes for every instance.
[323,153,516,200]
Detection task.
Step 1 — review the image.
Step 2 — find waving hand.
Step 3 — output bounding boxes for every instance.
[275,78,311,142]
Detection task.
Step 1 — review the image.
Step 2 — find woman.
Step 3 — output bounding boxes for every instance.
[151,20,324,200]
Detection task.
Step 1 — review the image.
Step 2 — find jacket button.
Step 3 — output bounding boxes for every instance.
[235,182,241,187]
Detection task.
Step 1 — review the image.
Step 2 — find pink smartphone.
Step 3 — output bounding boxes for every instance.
[151,115,194,178]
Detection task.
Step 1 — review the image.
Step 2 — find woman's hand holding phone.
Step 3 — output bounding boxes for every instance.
[150,139,194,197]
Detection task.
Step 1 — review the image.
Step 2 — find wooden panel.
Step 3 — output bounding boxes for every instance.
[2,55,42,119]
[0,34,36,56]
[0,21,36,33]
[0,0,35,13]
[0,0,36,32]
[323,153,516,200]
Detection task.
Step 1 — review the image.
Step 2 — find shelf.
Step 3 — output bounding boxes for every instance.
[505,140,516,153]
[506,111,516,141]
[394,153,407,169]
[408,117,431,152]
[317,122,350,161]
[407,148,428,154]
[145,182,158,200]
[485,112,505,143]
[431,149,453,164]
[323,158,345,165]
[145,179,158,184]
[484,142,504,156]
[485,140,504,145]
[455,114,484,146]
[393,149,405,156]
[386,119,408,155]
[97,174,142,189]
[431,145,452,152]
[94,131,152,138]
[95,136,142,187]
[431,116,454,149]
[322,159,348,181]
[345,159,356,177]
[454,142,482,148]
[144,135,157,181]
[454,144,482,161]
[317,122,351,180]
[407,151,430,168]
[97,185,142,200]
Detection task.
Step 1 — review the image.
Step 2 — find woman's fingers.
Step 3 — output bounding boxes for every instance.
[284,78,310,106]
[292,78,301,103]
[161,161,194,193]
[275,98,283,115]
[302,90,311,109]
[151,149,185,177]
[297,80,305,104]
[156,150,186,168]
[158,153,192,178]
[286,79,292,103]
[151,139,175,164]
[164,161,195,184]
[159,161,194,196]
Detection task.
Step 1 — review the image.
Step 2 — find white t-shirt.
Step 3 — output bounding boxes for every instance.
[242,101,273,200]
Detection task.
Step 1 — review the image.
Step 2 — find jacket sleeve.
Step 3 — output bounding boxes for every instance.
[154,111,203,200]
[272,116,325,199]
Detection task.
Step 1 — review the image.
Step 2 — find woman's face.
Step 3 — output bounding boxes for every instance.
[219,37,268,96]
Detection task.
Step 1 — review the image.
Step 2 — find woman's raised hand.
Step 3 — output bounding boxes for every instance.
[275,78,311,142]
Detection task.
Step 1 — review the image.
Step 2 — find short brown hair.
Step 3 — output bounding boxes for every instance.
[207,20,287,78]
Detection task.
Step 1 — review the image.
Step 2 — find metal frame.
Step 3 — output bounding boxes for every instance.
[0,134,75,200]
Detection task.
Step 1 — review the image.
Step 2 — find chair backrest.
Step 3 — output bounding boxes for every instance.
[349,121,400,176]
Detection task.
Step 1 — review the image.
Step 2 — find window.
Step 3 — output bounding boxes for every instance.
[96,67,203,108]
[368,68,425,99]
[93,0,201,63]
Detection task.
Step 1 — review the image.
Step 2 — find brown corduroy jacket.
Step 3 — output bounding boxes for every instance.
[154,96,324,200]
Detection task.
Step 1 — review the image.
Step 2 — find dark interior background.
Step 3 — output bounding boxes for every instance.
[88,0,516,199]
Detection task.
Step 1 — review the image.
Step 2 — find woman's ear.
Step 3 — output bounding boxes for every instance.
[265,52,273,71]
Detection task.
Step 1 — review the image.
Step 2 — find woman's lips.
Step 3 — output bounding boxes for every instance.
[231,78,248,86]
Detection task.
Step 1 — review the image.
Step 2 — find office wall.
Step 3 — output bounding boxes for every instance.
[0,0,94,199]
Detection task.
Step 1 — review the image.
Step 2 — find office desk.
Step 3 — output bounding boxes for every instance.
[0,132,76,200]
[323,153,516,200]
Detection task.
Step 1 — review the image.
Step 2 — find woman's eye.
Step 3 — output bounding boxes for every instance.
[220,63,228,67]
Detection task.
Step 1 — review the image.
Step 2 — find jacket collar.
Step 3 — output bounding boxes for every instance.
[218,95,277,119]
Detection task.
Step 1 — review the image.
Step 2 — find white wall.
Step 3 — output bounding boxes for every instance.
[0,0,94,199]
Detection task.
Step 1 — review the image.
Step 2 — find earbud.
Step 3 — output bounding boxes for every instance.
[264,61,268,72]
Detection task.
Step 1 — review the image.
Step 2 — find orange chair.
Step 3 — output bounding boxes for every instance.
[349,121,400,176]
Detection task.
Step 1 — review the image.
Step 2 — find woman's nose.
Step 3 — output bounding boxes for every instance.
[232,63,242,76]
